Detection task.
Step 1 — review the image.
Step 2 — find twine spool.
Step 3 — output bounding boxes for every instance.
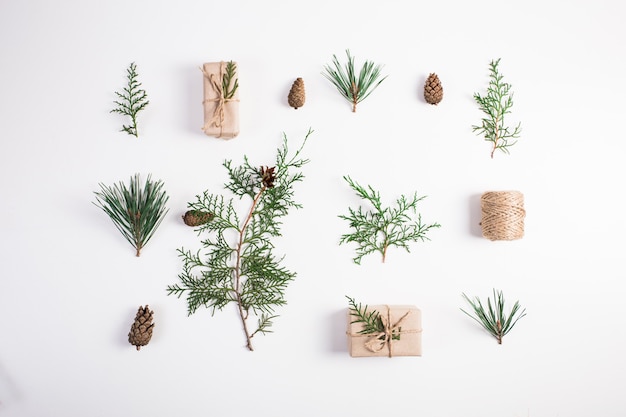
[480,191,525,241]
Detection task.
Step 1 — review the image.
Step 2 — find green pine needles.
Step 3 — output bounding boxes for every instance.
[339,176,440,265]
[93,174,169,257]
[222,60,239,99]
[347,296,400,341]
[461,289,526,344]
[111,62,150,137]
[472,58,522,158]
[322,49,387,112]
[167,129,313,351]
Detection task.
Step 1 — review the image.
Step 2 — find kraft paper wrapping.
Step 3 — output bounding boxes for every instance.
[201,61,240,139]
[347,305,422,358]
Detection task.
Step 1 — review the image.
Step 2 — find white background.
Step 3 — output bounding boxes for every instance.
[1,1,625,416]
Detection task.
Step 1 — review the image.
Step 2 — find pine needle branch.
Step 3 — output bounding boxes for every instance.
[111,62,149,137]
[322,49,387,112]
[472,58,522,158]
[339,176,440,265]
[460,289,527,344]
[346,296,401,341]
[93,174,169,256]
[222,61,239,100]
[346,295,384,335]
[166,129,313,351]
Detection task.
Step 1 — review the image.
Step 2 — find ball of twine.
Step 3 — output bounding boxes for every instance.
[480,191,525,241]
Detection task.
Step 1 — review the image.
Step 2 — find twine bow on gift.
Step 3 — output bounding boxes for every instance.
[359,306,421,358]
[201,61,238,138]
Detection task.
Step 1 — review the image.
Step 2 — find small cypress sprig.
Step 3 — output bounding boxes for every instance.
[461,289,527,344]
[111,62,150,137]
[339,176,441,265]
[93,174,169,257]
[222,61,239,99]
[167,129,313,351]
[346,296,384,335]
[346,296,400,341]
[472,58,522,158]
[322,49,387,112]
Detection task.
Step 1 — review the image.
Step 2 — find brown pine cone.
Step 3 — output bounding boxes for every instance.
[288,77,305,109]
[128,305,154,351]
[424,73,443,105]
[182,210,214,227]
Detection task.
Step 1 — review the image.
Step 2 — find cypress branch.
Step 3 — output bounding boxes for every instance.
[167,129,313,351]
[111,62,150,138]
[339,176,440,264]
[472,58,522,158]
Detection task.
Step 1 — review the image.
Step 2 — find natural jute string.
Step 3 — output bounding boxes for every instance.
[480,191,525,241]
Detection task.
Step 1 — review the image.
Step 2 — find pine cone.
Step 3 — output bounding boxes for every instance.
[424,73,443,105]
[182,210,214,227]
[288,77,305,109]
[128,305,154,351]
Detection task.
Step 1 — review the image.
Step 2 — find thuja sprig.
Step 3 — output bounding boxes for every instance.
[93,174,169,257]
[347,296,400,341]
[472,58,522,158]
[461,289,527,344]
[222,60,239,99]
[167,129,313,351]
[111,62,149,137]
[339,176,440,265]
[322,49,387,112]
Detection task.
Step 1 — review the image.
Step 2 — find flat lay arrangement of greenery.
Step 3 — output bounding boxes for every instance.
[96,52,526,352]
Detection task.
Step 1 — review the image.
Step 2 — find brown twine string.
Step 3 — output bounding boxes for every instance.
[480,191,525,241]
[348,305,421,358]
[201,62,239,138]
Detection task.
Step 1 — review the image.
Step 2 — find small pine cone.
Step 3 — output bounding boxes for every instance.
[288,77,305,109]
[128,305,154,351]
[182,210,214,227]
[424,73,443,105]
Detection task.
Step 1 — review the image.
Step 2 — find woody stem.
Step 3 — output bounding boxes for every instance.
[234,186,267,351]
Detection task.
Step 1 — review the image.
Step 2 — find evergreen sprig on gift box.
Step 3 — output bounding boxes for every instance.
[339,176,440,265]
[221,60,239,99]
[461,289,526,344]
[347,296,400,341]
[167,129,313,351]
[322,49,387,112]
[111,62,149,137]
[472,58,521,158]
[93,174,169,257]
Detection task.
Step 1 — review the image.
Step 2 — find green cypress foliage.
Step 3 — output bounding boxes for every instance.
[167,129,313,351]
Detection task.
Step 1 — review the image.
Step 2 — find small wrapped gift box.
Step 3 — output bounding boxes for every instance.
[347,304,422,358]
[201,61,240,139]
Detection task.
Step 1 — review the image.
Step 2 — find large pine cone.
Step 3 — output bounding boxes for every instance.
[182,210,214,227]
[424,73,443,105]
[128,305,154,351]
[288,78,305,109]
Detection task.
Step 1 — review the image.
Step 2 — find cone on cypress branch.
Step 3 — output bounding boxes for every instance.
[128,305,154,351]
[182,210,214,227]
[424,73,443,105]
[288,78,306,109]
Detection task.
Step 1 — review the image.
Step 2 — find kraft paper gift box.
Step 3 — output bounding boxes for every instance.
[347,304,422,358]
[201,61,240,139]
